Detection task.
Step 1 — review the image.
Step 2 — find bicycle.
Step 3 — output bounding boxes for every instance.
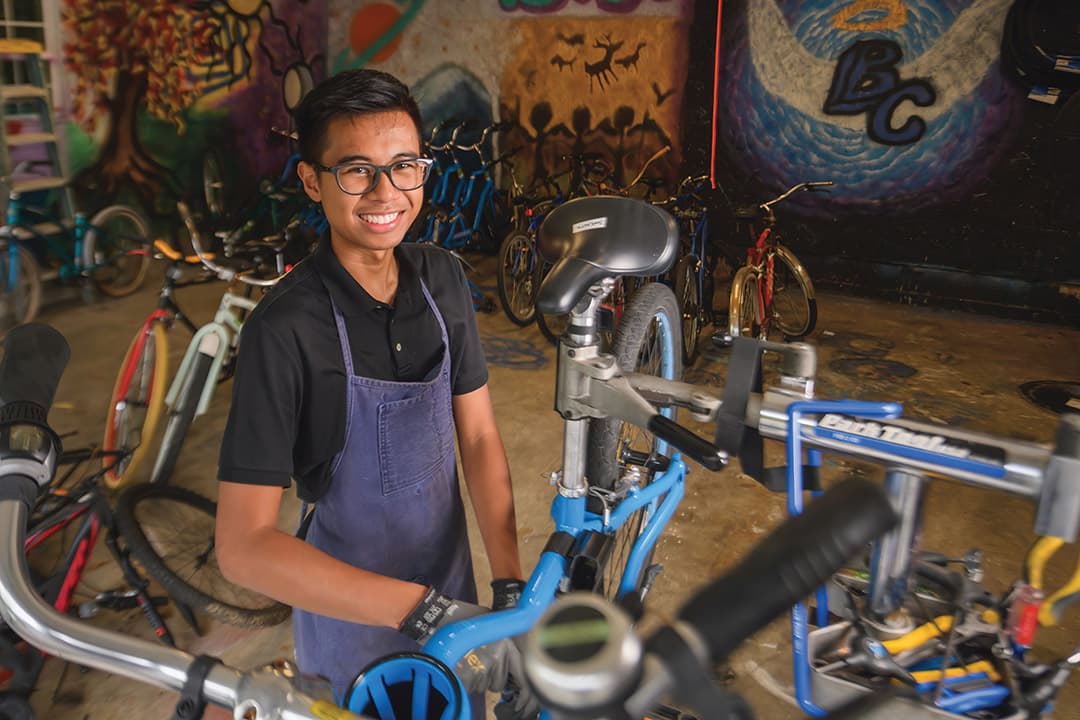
[0,179,151,330]
[655,175,715,365]
[726,181,830,341]
[141,202,288,488]
[1,441,289,716]
[2,193,1079,718]
[0,321,902,720]
[101,239,221,489]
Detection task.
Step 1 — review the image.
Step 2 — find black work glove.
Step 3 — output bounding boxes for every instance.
[400,588,540,717]
[491,578,527,611]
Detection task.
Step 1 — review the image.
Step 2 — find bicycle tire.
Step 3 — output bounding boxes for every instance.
[201,150,227,219]
[103,322,169,489]
[674,254,702,365]
[497,229,543,326]
[727,265,762,339]
[0,243,42,330]
[83,204,151,297]
[115,483,291,628]
[586,282,682,600]
[770,243,817,340]
[149,350,213,485]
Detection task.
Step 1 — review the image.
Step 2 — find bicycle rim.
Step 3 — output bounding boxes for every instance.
[497,231,542,326]
[104,322,169,488]
[85,205,151,297]
[770,245,817,339]
[0,244,42,330]
[728,266,762,339]
[675,255,701,364]
[116,483,290,628]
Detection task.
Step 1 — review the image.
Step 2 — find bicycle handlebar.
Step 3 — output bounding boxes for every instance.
[176,201,287,288]
[761,180,834,210]
[0,324,368,720]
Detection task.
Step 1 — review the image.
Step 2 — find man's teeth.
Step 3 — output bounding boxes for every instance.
[361,212,400,224]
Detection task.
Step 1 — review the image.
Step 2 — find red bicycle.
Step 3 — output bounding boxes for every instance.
[726,181,832,341]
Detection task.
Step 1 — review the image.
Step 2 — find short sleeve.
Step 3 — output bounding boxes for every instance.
[218,315,302,487]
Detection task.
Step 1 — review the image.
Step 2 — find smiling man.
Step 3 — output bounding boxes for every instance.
[213,69,534,717]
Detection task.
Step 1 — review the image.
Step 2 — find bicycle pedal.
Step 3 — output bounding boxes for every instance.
[710,331,734,349]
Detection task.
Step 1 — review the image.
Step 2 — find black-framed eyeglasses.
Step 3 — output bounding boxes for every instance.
[314,157,435,196]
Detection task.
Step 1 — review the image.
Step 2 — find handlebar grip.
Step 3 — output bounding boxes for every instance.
[674,477,896,660]
[647,415,727,470]
[0,324,69,425]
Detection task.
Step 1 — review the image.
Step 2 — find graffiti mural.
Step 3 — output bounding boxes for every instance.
[63,0,326,214]
[498,0,679,14]
[500,18,686,188]
[332,0,426,74]
[717,0,1024,214]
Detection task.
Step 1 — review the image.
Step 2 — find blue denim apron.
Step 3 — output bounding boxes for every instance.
[294,278,478,704]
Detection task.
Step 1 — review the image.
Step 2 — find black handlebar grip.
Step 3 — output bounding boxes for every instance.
[676,477,896,661]
[647,415,727,471]
[0,323,70,426]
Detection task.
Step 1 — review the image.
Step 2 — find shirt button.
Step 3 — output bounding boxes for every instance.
[395,343,402,352]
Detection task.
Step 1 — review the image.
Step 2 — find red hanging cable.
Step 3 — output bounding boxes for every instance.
[710,1,724,189]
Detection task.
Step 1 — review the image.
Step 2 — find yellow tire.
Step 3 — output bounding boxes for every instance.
[103,322,168,488]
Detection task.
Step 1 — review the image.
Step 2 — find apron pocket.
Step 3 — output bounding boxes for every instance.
[377,394,441,496]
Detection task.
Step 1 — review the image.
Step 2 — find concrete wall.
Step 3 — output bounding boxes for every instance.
[327,0,693,188]
[60,0,327,221]
[686,0,1080,320]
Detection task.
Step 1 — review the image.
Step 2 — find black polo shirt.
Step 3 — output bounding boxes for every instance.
[218,238,488,502]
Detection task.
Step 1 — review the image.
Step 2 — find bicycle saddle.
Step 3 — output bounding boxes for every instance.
[536,196,678,315]
[734,205,763,220]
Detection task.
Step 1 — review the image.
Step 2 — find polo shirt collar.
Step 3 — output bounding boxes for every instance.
[313,236,420,316]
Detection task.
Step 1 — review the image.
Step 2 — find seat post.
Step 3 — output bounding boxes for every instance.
[555,279,613,498]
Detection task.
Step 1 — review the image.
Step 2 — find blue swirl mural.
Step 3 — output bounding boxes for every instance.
[718,0,1027,215]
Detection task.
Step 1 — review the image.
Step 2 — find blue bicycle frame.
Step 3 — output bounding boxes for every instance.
[347,454,688,718]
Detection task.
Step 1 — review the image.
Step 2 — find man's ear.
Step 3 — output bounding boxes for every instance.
[298,161,322,202]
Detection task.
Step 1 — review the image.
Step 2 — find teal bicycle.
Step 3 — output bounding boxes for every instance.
[0,183,150,330]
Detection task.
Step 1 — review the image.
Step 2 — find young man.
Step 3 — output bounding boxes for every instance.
[215,69,533,716]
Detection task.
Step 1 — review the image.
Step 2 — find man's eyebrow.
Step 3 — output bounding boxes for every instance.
[331,151,421,164]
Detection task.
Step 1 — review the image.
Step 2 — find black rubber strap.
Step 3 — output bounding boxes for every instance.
[543,531,577,559]
[714,337,820,493]
[172,654,222,720]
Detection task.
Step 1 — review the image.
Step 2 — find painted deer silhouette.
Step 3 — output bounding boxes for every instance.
[585,34,623,92]
[615,42,647,71]
[550,54,576,72]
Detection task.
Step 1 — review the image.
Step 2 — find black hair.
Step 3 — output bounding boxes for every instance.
[293,69,423,164]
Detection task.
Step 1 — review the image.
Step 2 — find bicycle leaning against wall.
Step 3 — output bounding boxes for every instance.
[726,180,830,341]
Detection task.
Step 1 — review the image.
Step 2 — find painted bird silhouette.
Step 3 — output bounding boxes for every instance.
[651,82,676,106]
[557,32,585,46]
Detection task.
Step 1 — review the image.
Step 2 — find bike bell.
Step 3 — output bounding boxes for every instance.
[522,592,642,718]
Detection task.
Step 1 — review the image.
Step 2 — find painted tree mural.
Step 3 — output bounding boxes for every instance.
[61,0,242,200]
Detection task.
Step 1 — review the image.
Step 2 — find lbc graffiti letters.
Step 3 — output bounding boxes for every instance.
[824,39,936,145]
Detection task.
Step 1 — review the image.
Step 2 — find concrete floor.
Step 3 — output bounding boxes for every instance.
[14,254,1080,720]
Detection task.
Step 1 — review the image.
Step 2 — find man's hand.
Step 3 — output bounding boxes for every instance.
[399,587,538,715]
[491,578,526,611]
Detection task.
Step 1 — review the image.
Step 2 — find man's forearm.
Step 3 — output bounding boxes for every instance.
[218,526,426,628]
[459,433,524,581]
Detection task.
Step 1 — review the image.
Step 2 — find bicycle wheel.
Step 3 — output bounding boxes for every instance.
[83,204,151,297]
[0,243,42,330]
[727,265,762,339]
[586,282,682,600]
[674,255,701,365]
[496,229,544,326]
[201,150,227,219]
[103,322,169,489]
[115,483,290,628]
[770,244,817,340]
[149,349,213,485]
